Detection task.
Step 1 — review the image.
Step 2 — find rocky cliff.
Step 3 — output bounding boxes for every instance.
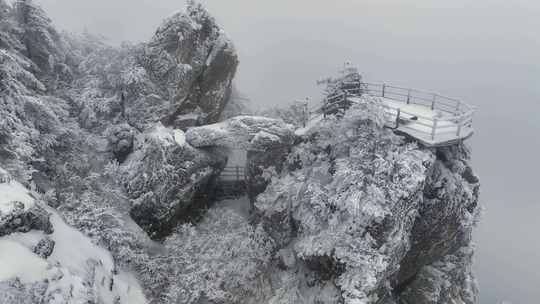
[182,97,480,304]
[0,1,480,303]
[250,99,480,304]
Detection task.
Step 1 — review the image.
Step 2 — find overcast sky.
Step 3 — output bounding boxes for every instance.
[35,0,540,303]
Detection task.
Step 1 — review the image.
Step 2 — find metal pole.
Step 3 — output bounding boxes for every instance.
[456,122,462,137]
[303,101,308,127]
[396,108,401,128]
[431,119,438,140]
[407,89,411,104]
[431,94,437,110]
[236,166,240,182]
[382,84,386,97]
[455,100,461,114]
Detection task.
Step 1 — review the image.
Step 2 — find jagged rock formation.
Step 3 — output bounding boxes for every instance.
[250,98,480,304]
[181,98,480,304]
[145,3,238,129]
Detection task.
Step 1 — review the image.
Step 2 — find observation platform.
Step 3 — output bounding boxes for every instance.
[322,82,475,147]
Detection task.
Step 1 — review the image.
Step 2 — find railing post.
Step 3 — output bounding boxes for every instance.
[455,100,461,114]
[395,108,401,128]
[431,119,438,140]
[431,94,437,110]
[236,166,240,182]
[303,101,308,127]
[382,83,386,97]
[456,122,462,137]
[406,89,411,104]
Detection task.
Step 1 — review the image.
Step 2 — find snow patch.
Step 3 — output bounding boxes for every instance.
[46,209,148,304]
[48,211,115,276]
[173,129,186,146]
[0,239,48,283]
[0,179,147,304]
[147,123,176,147]
[0,181,34,215]
[145,124,187,148]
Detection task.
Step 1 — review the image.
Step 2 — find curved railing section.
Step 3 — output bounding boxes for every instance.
[319,81,475,143]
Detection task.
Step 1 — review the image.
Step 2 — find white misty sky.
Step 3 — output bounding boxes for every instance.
[35,0,540,303]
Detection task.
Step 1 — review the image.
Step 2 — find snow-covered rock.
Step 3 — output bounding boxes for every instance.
[139,2,238,129]
[107,123,136,163]
[120,123,227,238]
[250,99,480,304]
[400,246,478,304]
[12,0,71,78]
[0,176,148,304]
[185,115,296,149]
[0,178,52,237]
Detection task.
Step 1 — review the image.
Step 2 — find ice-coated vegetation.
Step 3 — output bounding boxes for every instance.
[250,97,480,304]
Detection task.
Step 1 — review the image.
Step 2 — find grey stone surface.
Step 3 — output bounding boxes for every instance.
[0,202,53,237]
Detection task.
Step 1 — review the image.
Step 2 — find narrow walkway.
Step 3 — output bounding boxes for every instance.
[355,96,473,147]
[317,82,475,147]
[215,166,247,200]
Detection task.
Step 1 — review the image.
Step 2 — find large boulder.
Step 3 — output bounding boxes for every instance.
[0,202,53,236]
[0,173,53,236]
[58,1,238,132]
[246,130,293,205]
[138,2,238,129]
[106,123,136,163]
[185,115,296,149]
[120,123,227,238]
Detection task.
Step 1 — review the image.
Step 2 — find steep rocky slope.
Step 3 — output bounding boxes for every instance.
[0,0,239,302]
[250,99,480,304]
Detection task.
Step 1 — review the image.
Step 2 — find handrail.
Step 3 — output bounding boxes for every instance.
[219,166,246,182]
[311,81,475,142]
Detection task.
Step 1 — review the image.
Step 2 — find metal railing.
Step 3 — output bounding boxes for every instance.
[316,81,475,140]
[219,166,246,182]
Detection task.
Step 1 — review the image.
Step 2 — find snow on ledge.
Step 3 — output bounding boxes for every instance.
[0,180,35,215]
[0,239,48,283]
[0,178,148,304]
